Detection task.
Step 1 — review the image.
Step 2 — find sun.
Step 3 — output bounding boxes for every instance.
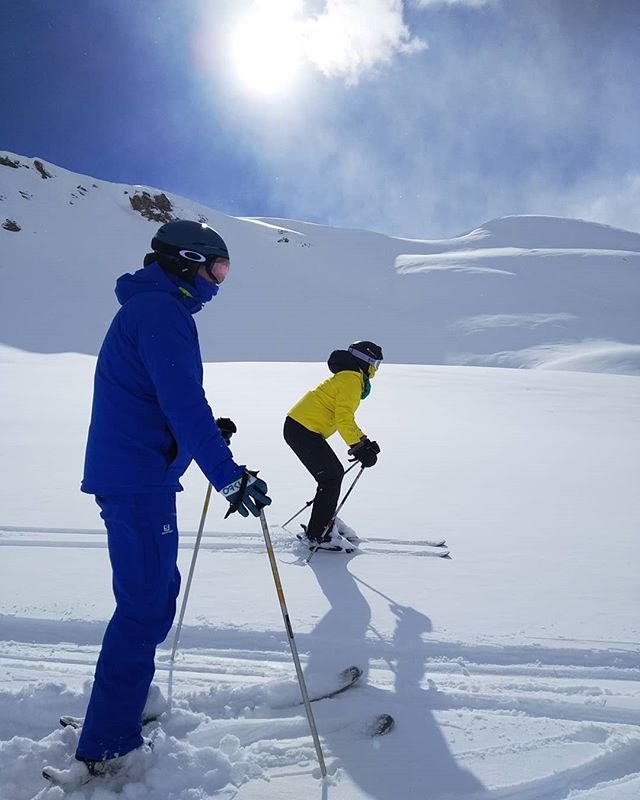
[231,3,305,95]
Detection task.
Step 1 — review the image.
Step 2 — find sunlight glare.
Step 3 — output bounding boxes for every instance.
[231,3,304,95]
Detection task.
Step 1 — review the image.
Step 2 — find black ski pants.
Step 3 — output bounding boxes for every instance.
[283,416,344,540]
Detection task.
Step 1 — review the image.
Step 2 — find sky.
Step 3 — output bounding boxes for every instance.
[2,0,639,239]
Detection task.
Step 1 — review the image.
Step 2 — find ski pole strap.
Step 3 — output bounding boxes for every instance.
[224,470,250,518]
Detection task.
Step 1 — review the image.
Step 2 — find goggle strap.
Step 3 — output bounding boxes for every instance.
[348,347,382,369]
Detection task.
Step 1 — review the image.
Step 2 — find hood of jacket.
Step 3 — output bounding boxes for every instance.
[115,261,217,315]
[327,349,372,398]
[327,349,363,375]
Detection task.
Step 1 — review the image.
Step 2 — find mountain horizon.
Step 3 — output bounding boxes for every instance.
[2,151,639,374]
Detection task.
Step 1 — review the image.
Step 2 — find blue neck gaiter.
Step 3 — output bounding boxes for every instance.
[194,275,219,304]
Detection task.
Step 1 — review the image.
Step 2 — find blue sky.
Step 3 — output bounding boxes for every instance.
[2,0,639,238]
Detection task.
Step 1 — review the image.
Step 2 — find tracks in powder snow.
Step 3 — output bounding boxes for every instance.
[2,525,640,797]
[2,636,640,798]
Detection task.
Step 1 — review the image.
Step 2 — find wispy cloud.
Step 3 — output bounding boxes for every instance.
[450,313,578,335]
[553,173,640,235]
[451,340,640,375]
[303,0,426,84]
[413,0,494,6]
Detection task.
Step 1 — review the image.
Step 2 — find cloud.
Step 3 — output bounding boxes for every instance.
[451,340,640,376]
[303,0,426,84]
[559,173,640,235]
[449,313,578,335]
[413,0,494,6]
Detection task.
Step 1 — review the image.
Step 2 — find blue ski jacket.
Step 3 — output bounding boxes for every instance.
[81,261,243,495]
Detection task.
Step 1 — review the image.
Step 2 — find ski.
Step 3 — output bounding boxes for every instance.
[59,711,160,730]
[59,715,83,730]
[368,713,395,737]
[306,665,363,703]
[362,535,448,548]
[337,532,451,558]
[297,530,449,556]
[42,756,143,792]
[296,532,355,554]
[61,670,362,739]
[43,761,96,791]
[43,741,153,791]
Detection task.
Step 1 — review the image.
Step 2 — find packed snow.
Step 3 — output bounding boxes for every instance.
[1,348,639,799]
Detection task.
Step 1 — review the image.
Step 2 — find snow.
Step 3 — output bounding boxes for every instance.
[1,152,639,370]
[1,152,639,797]
[1,349,639,799]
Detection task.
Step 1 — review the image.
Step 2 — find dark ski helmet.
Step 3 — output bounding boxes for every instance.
[348,341,384,371]
[151,220,229,283]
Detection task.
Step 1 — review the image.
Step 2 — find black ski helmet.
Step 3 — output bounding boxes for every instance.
[151,220,229,283]
[348,341,384,371]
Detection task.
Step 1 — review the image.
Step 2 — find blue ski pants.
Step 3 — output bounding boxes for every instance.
[76,493,181,761]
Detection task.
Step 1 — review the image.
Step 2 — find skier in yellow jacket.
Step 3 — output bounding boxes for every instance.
[284,341,383,551]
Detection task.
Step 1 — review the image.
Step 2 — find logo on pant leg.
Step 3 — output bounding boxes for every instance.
[161,523,174,535]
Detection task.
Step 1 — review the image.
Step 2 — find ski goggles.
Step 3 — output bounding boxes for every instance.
[178,250,230,284]
[207,257,230,284]
[348,347,382,370]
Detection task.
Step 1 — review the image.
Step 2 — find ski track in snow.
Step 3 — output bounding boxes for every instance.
[0,526,450,559]
[1,530,639,799]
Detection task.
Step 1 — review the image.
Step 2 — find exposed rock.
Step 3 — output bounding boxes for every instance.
[34,159,53,179]
[129,190,176,223]
[2,219,21,232]
[0,155,20,169]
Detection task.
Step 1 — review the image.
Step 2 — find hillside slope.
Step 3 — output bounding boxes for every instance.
[1,151,639,371]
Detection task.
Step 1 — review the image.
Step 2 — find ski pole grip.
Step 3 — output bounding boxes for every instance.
[224,471,250,518]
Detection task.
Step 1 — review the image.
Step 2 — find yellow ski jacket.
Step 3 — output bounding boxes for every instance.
[288,369,366,446]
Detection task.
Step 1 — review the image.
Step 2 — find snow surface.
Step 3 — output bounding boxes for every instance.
[1,151,639,371]
[1,348,639,799]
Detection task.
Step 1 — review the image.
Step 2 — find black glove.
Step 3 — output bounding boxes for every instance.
[348,437,380,468]
[216,417,237,445]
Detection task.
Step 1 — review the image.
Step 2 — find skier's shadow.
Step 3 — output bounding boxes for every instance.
[305,556,485,799]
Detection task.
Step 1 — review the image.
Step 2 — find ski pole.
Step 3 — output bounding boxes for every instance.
[282,462,358,529]
[307,466,365,564]
[281,498,314,529]
[170,482,212,663]
[258,508,327,777]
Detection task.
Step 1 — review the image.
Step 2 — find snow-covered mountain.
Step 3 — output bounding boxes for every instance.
[2,151,639,373]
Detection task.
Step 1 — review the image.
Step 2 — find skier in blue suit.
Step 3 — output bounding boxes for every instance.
[74,220,271,773]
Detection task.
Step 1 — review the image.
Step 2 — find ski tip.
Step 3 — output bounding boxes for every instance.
[369,713,395,737]
[60,715,82,729]
[42,765,66,785]
[341,665,364,683]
